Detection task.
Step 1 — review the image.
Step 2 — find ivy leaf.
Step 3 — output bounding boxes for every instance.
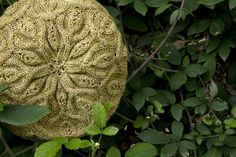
[170,72,187,91]
[184,64,207,77]
[138,129,171,145]
[183,97,203,107]
[171,121,184,140]
[118,0,133,6]
[171,104,183,121]
[134,1,148,16]
[34,138,67,157]
[0,105,50,126]
[210,18,225,36]
[103,126,119,136]
[92,103,106,128]
[229,0,236,10]
[210,101,228,111]
[85,124,102,136]
[125,143,157,157]
[224,136,236,147]
[188,20,210,36]
[231,106,236,118]
[106,146,121,157]
[209,80,218,98]
[160,142,178,157]
[198,0,224,6]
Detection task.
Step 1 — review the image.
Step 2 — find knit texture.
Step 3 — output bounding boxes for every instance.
[0,0,128,139]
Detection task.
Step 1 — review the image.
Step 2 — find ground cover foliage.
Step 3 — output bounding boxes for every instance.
[1,0,236,156]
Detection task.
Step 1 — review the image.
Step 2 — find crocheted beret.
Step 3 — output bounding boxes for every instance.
[0,0,128,139]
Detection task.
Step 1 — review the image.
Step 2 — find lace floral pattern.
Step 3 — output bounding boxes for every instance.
[0,0,127,139]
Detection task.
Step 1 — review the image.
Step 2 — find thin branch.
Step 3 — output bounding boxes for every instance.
[1,137,15,157]
[127,0,186,82]
[115,112,135,123]
[179,90,198,157]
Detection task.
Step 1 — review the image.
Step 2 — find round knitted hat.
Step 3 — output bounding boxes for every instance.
[0,0,128,139]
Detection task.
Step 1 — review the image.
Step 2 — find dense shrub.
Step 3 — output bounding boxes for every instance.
[1,0,236,157]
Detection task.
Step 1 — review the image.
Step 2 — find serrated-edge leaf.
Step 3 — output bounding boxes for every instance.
[34,141,62,157]
[64,138,81,150]
[85,124,102,136]
[103,126,119,136]
[92,103,106,128]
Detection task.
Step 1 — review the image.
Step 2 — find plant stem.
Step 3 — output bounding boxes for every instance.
[127,0,186,82]
[179,90,198,157]
[1,137,15,157]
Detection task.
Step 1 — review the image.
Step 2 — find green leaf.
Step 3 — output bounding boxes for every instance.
[202,57,216,81]
[64,138,90,150]
[118,0,133,6]
[64,138,82,150]
[171,104,183,121]
[188,20,210,36]
[171,121,184,140]
[160,142,178,157]
[231,106,236,118]
[183,97,203,107]
[105,6,119,17]
[134,115,145,128]
[155,4,172,15]
[34,140,63,157]
[0,102,4,112]
[0,85,7,93]
[132,92,145,111]
[198,0,224,6]
[179,141,196,157]
[224,136,236,147]
[0,105,50,126]
[80,140,91,148]
[92,103,106,128]
[203,147,222,157]
[218,43,230,61]
[183,0,199,13]
[85,124,102,136]
[125,143,157,157]
[152,90,176,106]
[184,64,207,77]
[196,124,211,135]
[210,101,228,111]
[123,15,148,32]
[206,37,221,53]
[170,72,187,91]
[106,146,121,157]
[229,0,236,10]
[209,80,218,98]
[134,1,148,16]
[103,126,119,136]
[138,129,171,145]
[169,9,180,25]
[145,0,169,7]
[210,18,225,36]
